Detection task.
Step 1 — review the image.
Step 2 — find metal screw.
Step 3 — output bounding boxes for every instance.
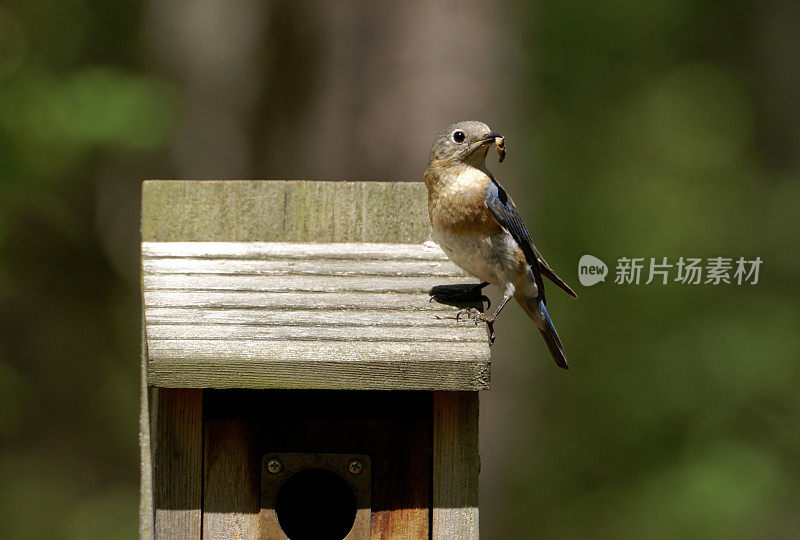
[266,458,282,474]
[348,459,364,475]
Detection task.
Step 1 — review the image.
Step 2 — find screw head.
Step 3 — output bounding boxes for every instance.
[348,459,364,475]
[266,458,282,474]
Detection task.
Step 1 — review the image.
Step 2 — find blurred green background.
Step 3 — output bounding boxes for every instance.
[1,1,798,538]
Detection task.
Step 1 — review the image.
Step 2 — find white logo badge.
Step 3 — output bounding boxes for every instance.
[578,254,608,286]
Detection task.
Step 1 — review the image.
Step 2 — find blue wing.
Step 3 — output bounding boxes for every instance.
[484,179,578,301]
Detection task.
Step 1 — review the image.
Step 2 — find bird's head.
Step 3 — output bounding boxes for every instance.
[428,120,504,168]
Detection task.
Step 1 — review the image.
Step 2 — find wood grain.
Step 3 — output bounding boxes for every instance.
[145,290,465,310]
[145,307,474,327]
[147,323,483,342]
[142,240,491,391]
[203,418,261,539]
[141,181,431,243]
[148,358,490,391]
[143,257,462,277]
[144,274,468,293]
[153,388,203,539]
[148,340,488,364]
[432,391,480,540]
[142,241,448,260]
[139,326,154,540]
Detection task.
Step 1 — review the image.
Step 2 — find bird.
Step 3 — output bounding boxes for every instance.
[424,120,577,369]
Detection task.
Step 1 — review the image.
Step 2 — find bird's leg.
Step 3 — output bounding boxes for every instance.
[429,281,491,307]
[456,293,512,345]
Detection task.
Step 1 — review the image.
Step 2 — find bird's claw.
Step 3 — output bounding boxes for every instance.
[455,307,482,322]
[455,308,497,345]
[456,308,494,324]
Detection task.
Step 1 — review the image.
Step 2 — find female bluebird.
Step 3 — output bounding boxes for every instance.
[424,121,577,368]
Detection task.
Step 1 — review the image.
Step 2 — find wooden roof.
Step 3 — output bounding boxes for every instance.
[141,181,491,391]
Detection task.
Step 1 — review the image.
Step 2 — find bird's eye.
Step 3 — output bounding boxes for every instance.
[452,130,466,143]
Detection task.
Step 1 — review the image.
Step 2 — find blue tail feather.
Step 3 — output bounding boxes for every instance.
[538,299,569,369]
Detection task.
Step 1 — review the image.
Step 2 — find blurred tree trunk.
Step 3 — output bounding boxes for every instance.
[147,0,520,181]
[146,0,269,178]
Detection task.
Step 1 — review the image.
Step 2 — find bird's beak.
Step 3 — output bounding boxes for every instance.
[479,132,504,145]
[465,131,505,160]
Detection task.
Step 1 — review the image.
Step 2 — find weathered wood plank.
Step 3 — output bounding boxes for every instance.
[145,307,474,327]
[139,326,153,540]
[147,323,484,342]
[144,274,470,293]
[149,357,491,391]
[432,391,480,540]
[144,290,466,311]
[148,339,488,363]
[153,388,203,539]
[141,181,430,243]
[203,419,260,539]
[142,241,448,260]
[143,257,463,277]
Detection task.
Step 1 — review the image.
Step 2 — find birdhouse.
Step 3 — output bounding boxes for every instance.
[139,180,491,539]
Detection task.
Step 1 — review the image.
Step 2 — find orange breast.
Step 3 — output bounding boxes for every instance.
[428,171,502,237]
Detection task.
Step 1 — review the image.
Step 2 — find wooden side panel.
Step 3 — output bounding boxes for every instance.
[203,419,261,539]
[153,388,203,539]
[141,180,431,244]
[432,391,480,540]
[202,390,431,539]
